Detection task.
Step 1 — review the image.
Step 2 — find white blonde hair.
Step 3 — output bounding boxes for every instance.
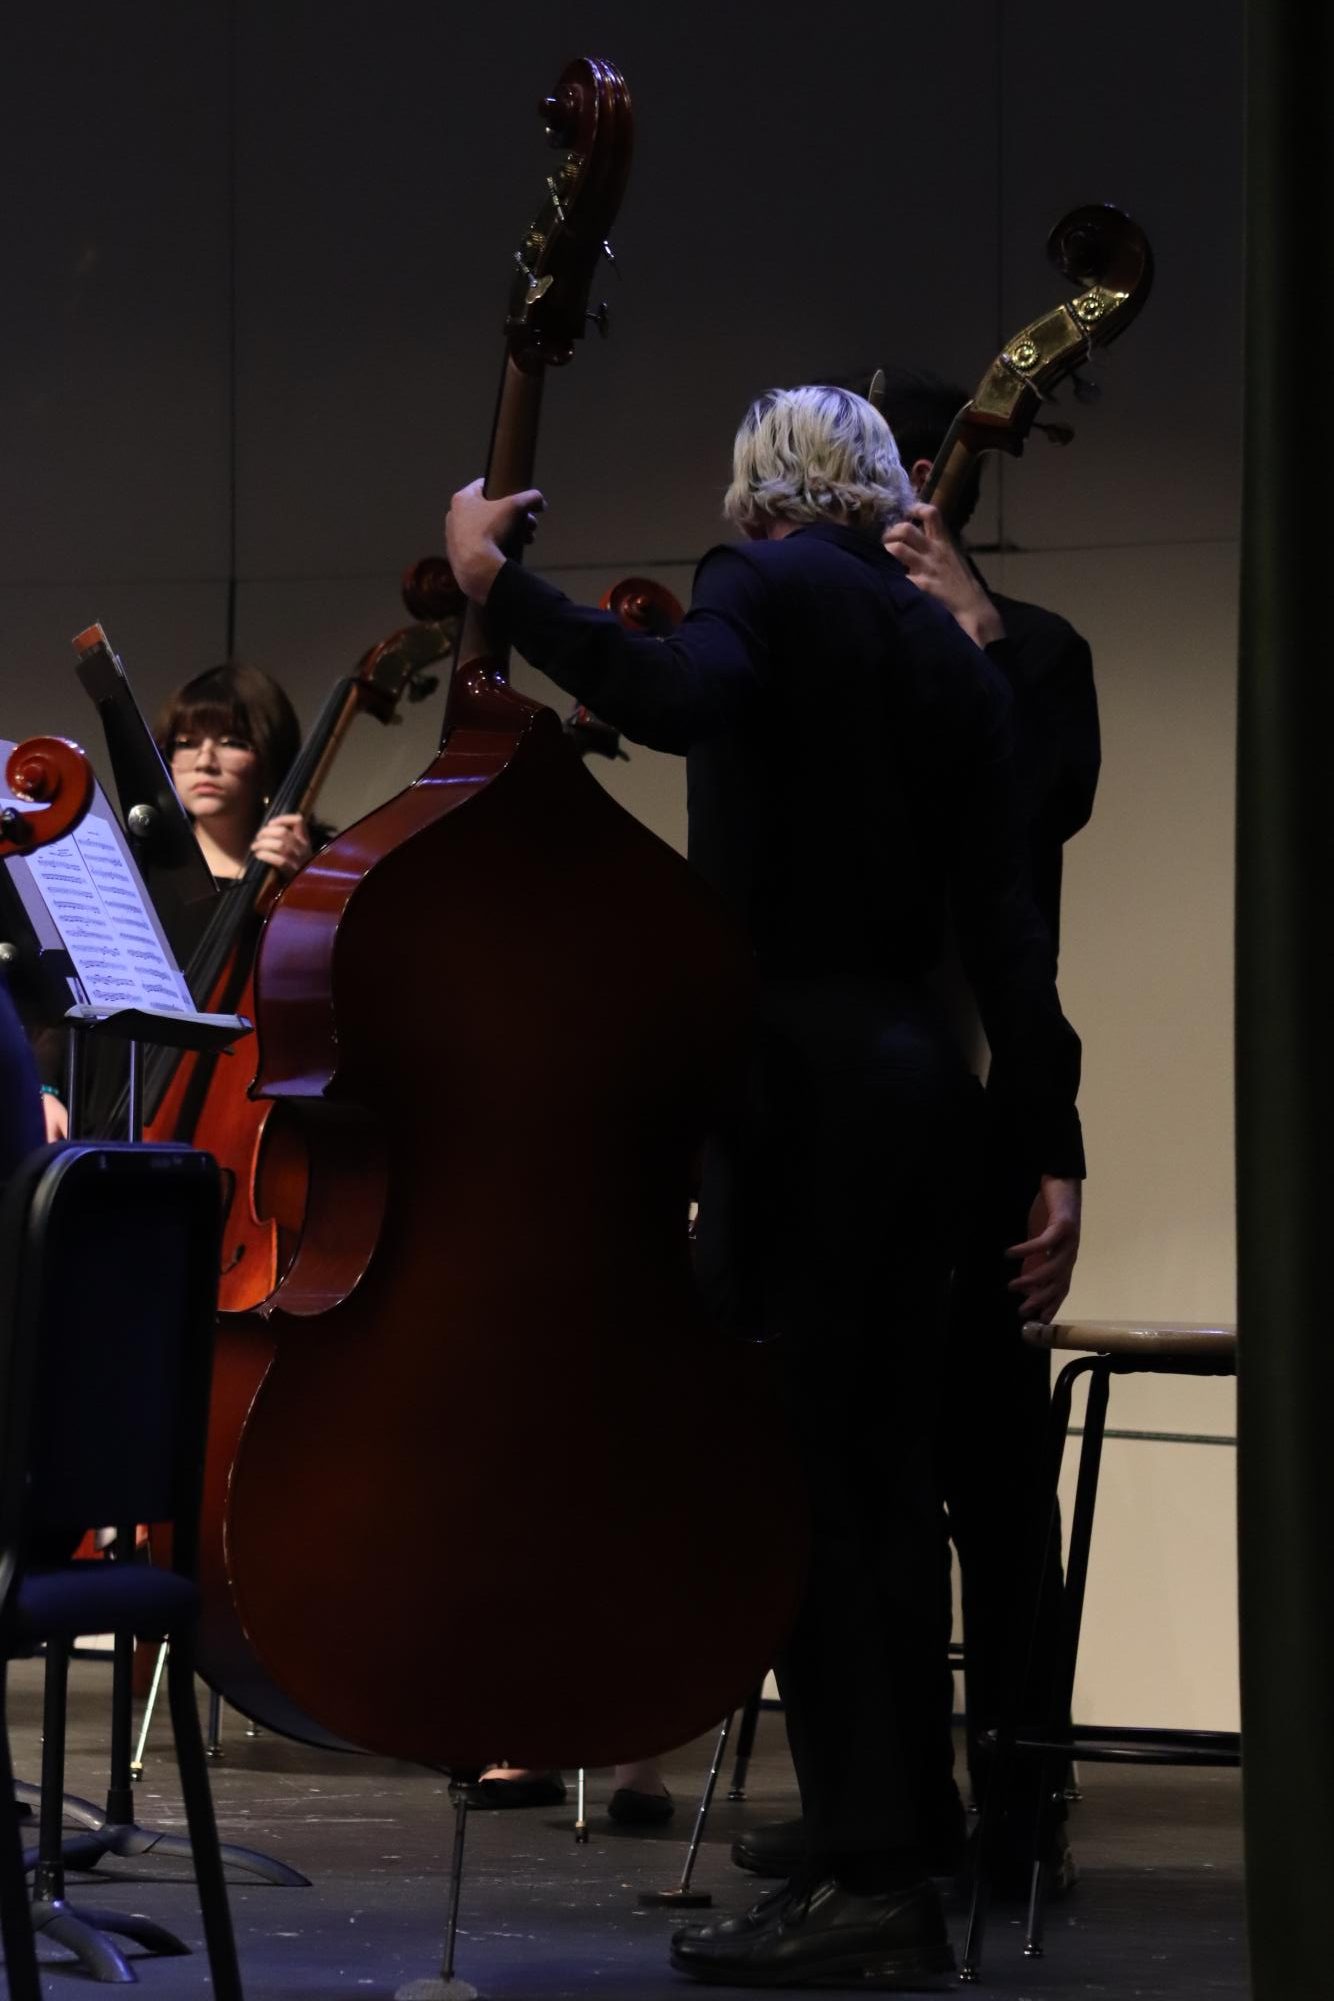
[723,385,916,537]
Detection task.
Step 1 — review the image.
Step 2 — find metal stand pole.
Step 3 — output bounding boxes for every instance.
[638,1714,731,1908]
[395,1782,480,2000]
[131,1641,169,1780]
[574,1765,588,1843]
[726,1687,763,1800]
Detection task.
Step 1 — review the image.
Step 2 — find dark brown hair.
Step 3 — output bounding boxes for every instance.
[155,662,301,811]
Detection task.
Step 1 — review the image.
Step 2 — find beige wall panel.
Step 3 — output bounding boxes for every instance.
[1059,1430,1238,1733]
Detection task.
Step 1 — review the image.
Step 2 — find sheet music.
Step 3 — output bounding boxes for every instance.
[2,791,192,1014]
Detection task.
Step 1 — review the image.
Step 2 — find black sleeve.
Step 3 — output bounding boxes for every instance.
[0,976,44,1176]
[486,547,770,755]
[985,621,1100,846]
[948,690,1086,1180]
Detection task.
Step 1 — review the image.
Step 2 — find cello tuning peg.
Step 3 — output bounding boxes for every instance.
[1071,373,1102,405]
[540,93,574,145]
[587,301,611,338]
[603,239,623,277]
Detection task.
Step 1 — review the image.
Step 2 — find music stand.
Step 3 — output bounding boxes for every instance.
[71,624,216,919]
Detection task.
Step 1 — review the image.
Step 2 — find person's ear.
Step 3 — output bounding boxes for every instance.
[909,457,933,496]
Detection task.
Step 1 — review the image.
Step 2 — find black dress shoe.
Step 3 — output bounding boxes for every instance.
[670,1874,955,1988]
[608,1786,674,1826]
[733,1820,966,1883]
[462,1772,567,1809]
[732,1818,805,1878]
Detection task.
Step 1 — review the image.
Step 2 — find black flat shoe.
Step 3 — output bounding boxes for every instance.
[670,1874,955,1989]
[462,1772,567,1809]
[608,1785,674,1826]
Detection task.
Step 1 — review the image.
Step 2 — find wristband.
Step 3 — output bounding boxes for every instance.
[39,1085,63,1101]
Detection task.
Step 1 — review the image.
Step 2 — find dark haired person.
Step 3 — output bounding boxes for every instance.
[38,663,314,1140]
[155,660,313,935]
[442,383,1084,1990]
[880,367,1097,1894]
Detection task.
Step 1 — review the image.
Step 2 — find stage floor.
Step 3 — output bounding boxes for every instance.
[5,1656,1246,1998]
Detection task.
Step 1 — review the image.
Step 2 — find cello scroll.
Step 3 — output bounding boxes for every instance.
[0,738,95,857]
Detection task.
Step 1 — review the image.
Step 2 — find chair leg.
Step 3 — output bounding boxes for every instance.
[0,1664,42,2001]
[167,1640,245,2001]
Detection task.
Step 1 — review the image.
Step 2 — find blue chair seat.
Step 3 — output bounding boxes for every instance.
[16,1562,198,1645]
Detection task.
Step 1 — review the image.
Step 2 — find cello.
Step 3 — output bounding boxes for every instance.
[219,54,803,1773]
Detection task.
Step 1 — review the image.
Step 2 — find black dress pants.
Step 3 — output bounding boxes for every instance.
[702,976,974,1876]
[941,1131,1065,1821]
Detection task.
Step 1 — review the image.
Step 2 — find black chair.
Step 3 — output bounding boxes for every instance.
[960,1317,1239,1983]
[0,1141,244,1998]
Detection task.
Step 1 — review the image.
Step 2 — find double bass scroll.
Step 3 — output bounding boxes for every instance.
[876,202,1154,528]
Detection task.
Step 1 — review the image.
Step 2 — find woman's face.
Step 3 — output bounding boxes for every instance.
[168,727,264,827]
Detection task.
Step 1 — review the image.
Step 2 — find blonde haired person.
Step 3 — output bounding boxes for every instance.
[444,387,1084,1992]
[723,382,916,535]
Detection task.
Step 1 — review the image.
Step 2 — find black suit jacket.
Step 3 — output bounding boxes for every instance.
[489,520,1083,1178]
[984,589,1100,958]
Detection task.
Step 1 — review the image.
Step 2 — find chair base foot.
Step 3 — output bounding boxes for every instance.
[639,1887,712,1907]
[31,1893,191,1982]
[24,1815,308,1888]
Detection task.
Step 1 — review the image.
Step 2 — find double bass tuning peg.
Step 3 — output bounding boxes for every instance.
[587,301,611,339]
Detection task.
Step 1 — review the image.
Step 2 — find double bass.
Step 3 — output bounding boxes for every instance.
[218,55,804,1771]
[146,609,461,1745]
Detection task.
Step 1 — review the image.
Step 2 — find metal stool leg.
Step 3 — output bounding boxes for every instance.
[962,1355,1086,1983]
[639,1714,732,1909]
[1024,1360,1111,1961]
[573,1766,588,1843]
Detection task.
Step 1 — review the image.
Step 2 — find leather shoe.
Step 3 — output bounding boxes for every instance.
[461,1772,567,1809]
[608,1785,674,1825]
[670,1874,955,1988]
[731,1818,804,1878]
[733,1819,966,1883]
